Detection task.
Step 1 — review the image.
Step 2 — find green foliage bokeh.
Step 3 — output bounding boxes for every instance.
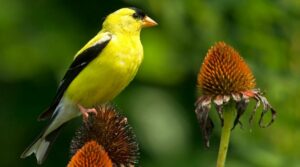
[0,0,299,166]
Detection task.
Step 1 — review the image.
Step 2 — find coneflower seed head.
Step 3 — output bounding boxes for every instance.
[68,140,112,167]
[198,42,256,96]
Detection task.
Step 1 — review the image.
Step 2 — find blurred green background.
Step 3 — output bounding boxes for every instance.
[1,0,299,166]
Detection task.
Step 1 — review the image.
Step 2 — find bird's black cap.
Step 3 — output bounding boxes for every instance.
[129,7,146,19]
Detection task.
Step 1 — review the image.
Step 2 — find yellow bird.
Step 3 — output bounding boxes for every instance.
[21,7,157,164]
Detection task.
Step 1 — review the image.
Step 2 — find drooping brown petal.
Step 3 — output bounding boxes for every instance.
[70,105,139,166]
[198,42,256,96]
[249,94,261,126]
[256,95,277,128]
[232,93,241,101]
[215,105,224,127]
[195,96,213,147]
[233,100,248,129]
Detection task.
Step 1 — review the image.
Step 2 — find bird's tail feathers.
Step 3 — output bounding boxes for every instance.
[20,135,42,159]
[20,124,65,164]
[21,97,79,164]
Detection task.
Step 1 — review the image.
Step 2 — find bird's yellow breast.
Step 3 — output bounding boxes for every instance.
[65,34,143,107]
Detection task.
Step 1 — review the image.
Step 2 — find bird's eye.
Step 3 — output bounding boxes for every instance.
[132,11,145,20]
[132,13,140,19]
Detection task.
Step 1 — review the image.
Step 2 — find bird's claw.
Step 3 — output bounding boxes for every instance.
[78,105,98,122]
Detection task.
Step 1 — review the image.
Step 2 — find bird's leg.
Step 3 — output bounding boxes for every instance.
[77,105,97,121]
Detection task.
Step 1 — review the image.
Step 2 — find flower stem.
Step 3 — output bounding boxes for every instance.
[216,105,235,167]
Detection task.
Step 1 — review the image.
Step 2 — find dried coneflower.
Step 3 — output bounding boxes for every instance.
[68,105,139,167]
[68,140,112,167]
[195,42,276,167]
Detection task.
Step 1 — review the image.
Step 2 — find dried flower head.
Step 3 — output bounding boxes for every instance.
[70,105,139,167]
[68,140,112,167]
[198,42,256,95]
[195,42,276,147]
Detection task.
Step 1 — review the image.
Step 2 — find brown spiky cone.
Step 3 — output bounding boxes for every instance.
[198,42,256,96]
[68,105,139,167]
[68,140,112,167]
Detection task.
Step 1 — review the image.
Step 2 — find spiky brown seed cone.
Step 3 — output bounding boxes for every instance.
[70,105,139,167]
[68,140,112,167]
[198,42,256,96]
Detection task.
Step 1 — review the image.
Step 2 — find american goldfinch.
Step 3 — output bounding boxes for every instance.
[21,7,157,164]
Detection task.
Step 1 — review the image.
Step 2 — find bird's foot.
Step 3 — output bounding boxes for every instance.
[78,105,97,122]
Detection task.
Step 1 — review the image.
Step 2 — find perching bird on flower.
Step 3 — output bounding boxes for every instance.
[20,7,157,164]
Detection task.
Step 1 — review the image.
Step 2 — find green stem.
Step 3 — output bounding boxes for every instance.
[216,106,235,167]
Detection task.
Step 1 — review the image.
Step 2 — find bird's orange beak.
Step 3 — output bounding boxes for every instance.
[142,16,158,27]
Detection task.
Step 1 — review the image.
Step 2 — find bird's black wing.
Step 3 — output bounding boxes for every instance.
[38,33,112,121]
